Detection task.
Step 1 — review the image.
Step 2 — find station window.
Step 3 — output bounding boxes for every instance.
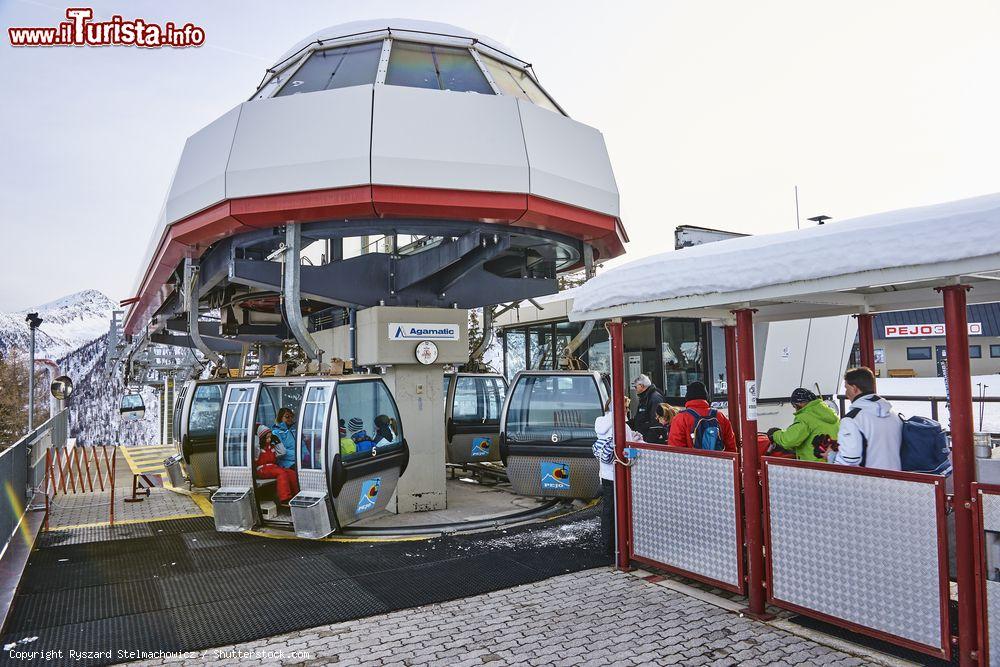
[661,320,704,398]
[970,345,982,359]
[299,385,331,470]
[991,344,1000,358]
[504,330,526,380]
[452,376,506,426]
[583,326,611,375]
[221,387,255,467]
[385,42,494,94]
[336,381,404,462]
[188,384,224,440]
[479,54,560,113]
[505,374,603,445]
[276,41,382,97]
[906,346,932,361]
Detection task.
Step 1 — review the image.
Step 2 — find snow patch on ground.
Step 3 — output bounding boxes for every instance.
[486,517,599,549]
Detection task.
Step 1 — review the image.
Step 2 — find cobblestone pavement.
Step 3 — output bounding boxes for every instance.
[128,568,878,667]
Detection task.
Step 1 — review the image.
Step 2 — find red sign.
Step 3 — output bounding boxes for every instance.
[884,323,982,338]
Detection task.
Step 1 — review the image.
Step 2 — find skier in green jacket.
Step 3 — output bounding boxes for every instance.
[766,388,840,462]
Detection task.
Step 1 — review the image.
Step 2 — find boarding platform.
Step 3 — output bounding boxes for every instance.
[1,506,604,666]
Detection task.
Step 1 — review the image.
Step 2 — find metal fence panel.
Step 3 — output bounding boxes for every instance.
[0,437,29,554]
[764,460,948,658]
[976,485,1000,666]
[629,445,743,592]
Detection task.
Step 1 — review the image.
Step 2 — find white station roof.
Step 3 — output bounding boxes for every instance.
[570,192,1000,323]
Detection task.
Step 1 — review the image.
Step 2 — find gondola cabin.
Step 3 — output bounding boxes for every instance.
[211,375,408,537]
[499,371,609,499]
[443,373,507,464]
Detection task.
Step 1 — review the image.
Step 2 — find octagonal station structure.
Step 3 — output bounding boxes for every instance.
[126,19,627,520]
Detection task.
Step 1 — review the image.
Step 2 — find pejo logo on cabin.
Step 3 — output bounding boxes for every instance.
[387,322,460,341]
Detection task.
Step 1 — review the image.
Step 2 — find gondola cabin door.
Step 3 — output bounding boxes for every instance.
[328,378,410,529]
[211,383,260,531]
[445,374,506,464]
[289,381,337,539]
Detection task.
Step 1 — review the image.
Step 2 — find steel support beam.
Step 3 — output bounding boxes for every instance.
[940,284,978,667]
[856,313,876,386]
[609,318,631,570]
[735,308,769,619]
[184,258,223,367]
[284,223,322,363]
[724,325,741,446]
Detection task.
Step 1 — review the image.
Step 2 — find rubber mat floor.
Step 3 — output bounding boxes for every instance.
[1,511,606,666]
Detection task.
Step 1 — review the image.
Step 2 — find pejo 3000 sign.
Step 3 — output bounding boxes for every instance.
[884,322,982,338]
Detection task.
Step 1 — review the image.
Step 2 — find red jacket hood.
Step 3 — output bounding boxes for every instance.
[682,399,713,415]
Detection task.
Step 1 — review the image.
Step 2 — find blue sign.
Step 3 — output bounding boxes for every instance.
[623,447,641,462]
[540,461,570,490]
[471,437,492,457]
[357,477,382,514]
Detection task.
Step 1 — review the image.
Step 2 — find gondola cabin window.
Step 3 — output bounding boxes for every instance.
[506,375,603,445]
[189,384,224,439]
[222,387,254,467]
[300,385,330,470]
[453,377,505,426]
[337,382,404,463]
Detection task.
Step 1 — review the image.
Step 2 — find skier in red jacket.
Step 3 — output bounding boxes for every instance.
[254,425,299,503]
[667,381,737,452]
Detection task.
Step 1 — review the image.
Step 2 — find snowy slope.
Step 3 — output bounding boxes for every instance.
[0,289,115,359]
[572,192,1000,316]
[0,289,160,445]
[871,374,1000,432]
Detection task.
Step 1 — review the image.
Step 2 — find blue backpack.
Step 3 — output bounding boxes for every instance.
[684,409,724,451]
[899,415,952,476]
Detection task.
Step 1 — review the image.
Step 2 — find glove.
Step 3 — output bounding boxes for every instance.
[766,427,780,443]
[812,434,839,460]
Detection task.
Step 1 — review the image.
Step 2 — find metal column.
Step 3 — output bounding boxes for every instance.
[724,325,741,445]
[609,318,631,570]
[856,313,876,381]
[940,284,978,666]
[735,308,768,618]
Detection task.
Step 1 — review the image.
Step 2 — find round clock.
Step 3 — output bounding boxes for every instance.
[415,340,439,365]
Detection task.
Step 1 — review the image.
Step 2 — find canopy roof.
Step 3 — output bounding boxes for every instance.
[570,192,1000,323]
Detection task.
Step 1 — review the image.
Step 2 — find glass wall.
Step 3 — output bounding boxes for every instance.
[299,385,330,470]
[277,42,382,96]
[500,317,711,402]
[479,54,560,113]
[709,325,728,397]
[386,42,494,94]
[661,320,704,399]
[336,381,404,462]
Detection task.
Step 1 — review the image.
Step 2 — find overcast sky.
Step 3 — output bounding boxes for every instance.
[2,0,998,311]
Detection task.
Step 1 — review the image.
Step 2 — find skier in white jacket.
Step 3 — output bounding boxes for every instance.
[834,367,902,470]
[594,397,643,557]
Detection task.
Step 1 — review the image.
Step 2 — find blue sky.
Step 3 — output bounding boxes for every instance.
[2,0,999,310]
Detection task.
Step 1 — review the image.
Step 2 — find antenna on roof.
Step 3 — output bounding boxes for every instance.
[794,185,801,230]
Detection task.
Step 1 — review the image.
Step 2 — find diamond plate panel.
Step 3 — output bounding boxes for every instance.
[987,579,1000,665]
[506,455,600,499]
[629,449,739,588]
[767,464,943,650]
[982,491,1000,532]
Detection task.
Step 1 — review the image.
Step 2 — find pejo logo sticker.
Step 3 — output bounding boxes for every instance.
[540,461,570,490]
[471,437,491,457]
[357,477,382,514]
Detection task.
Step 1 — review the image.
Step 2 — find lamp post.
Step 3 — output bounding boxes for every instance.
[25,312,43,432]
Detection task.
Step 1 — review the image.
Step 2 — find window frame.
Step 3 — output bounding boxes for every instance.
[970,344,982,359]
[906,346,933,361]
[990,344,1000,358]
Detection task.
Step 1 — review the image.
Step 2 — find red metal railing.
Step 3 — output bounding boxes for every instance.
[44,446,117,527]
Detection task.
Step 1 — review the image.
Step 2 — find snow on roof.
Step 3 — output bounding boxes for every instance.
[571,192,1000,320]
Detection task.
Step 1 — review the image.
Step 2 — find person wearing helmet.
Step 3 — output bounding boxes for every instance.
[766,388,840,462]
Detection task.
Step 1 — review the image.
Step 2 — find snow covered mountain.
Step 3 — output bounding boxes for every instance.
[0,290,161,445]
[0,289,115,360]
